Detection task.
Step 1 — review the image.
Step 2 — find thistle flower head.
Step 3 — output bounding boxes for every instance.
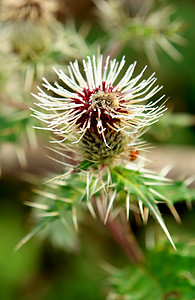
[0,0,59,73]
[27,55,183,251]
[0,0,58,23]
[32,55,166,163]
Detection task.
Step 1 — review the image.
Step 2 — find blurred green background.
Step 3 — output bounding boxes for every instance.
[0,0,194,299]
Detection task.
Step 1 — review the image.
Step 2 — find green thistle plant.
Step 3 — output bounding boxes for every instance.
[20,54,187,253]
[0,1,193,298]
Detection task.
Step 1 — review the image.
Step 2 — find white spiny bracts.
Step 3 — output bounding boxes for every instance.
[32,55,166,152]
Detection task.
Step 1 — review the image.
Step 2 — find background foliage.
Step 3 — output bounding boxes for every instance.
[0,0,194,299]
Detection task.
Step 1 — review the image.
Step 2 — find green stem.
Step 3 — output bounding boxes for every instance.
[106,212,145,264]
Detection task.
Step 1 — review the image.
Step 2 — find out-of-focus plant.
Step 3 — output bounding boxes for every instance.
[0,0,93,90]
[0,0,94,168]
[147,112,195,143]
[94,0,185,66]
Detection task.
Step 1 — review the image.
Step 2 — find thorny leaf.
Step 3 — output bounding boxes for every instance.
[105,241,195,300]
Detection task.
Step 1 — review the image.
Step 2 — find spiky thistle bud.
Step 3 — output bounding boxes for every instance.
[0,0,58,62]
[32,55,166,164]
